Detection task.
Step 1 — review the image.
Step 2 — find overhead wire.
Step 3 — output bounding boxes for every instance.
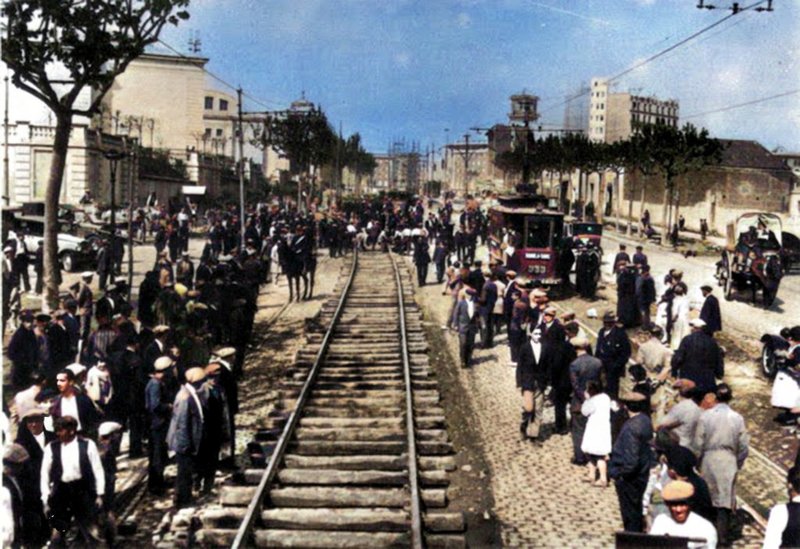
[155,38,285,111]
[537,0,769,117]
[682,88,800,119]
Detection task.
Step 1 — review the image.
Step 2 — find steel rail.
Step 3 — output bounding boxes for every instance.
[390,252,425,549]
[230,249,360,549]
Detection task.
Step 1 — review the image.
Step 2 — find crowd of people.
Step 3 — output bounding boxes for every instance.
[1,199,323,546]
[2,191,799,548]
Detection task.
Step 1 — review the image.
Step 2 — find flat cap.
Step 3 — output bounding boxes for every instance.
[689,318,707,328]
[3,443,30,464]
[153,325,171,334]
[81,271,94,279]
[154,356,174,371]
[531,289,547,298]
[544,306,557,315]
[213,347,237,359]
[602,311,617,322]
[185,367,206,383]
[661,480,695,503]
[66,363,87,376]
[98,421,123,438]
[3,246,13,253]
[174,283,188,297]
[570,335,589,348]
[505,270,517,277]
[20,406,49,420]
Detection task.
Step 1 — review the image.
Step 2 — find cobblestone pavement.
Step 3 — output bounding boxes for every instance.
[406,250,765,547]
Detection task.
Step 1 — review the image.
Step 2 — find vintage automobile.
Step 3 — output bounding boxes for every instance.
[715,212,783,307]
[760,328,792,379]
[781,231,800,273]
[564,218,604,256]
[5,214,96,272]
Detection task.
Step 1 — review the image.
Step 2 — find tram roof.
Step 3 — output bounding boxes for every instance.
[490,204,563,216]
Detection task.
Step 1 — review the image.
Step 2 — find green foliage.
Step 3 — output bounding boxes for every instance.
[2,0,190,117]
[256,108,336,175]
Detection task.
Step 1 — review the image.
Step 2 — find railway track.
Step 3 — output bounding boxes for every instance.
[194,251,464,548]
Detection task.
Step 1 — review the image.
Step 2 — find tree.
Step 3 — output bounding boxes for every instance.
[2,0,190,308]
[256,107,336,207]
[342,133,376,196]
[634,123,723,243]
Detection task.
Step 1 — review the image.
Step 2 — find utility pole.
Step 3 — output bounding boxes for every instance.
[3,72,9,205]
[456,133,471,197]
[237,87,246,249]
[127,144,136,290]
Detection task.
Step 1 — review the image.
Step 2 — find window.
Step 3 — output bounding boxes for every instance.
[219,99,229,111]
[204,128,212,137]
[216,128,223,137]
[204,96,213,110]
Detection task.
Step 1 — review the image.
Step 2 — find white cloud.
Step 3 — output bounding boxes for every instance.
[456,12,472,28]
[393,51,411,69]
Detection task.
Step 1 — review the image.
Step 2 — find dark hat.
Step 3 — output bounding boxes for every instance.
[790,326,800,341]
[602,311,616,322]
[700,285,713,292]
[20,310,34,321]
[666,446,698,478]
[35,313,51,323]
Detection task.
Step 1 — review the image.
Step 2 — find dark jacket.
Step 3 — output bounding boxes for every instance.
[670,330,724,393]
[699,294,722,334]
[635,274,656,308]
[167,384,204,456]
[596,326,632,373]
[453,300,480,335]
[8,326,38,368]
[609,413,654,481]
[50,392,101,435]
[517,339,551,392]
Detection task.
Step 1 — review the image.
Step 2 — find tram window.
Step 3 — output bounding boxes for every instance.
[525,218,551,248]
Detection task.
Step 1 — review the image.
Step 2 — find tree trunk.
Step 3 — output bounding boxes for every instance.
[639,181,646,229]
[627,173,634,236]
[43,113,72,310]
[660,176,670,245]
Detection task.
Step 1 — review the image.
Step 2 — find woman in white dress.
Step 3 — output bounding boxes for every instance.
[670,284,691,350]
[581,380,612,486]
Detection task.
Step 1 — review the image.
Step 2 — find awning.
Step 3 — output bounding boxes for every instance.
[181,185,207,196]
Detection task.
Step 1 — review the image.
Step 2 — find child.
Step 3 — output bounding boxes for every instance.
[581,381,612,487]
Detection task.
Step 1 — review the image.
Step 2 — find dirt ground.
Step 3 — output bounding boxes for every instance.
[422,317,502,547]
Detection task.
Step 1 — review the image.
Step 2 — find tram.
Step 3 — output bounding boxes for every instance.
[488,191,569,288]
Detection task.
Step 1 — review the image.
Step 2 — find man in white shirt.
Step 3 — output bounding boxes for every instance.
[40,415,105,545]
[650,480,717,548]
[763,466,800,549]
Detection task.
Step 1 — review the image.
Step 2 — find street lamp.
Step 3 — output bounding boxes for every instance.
[103,147,126,275]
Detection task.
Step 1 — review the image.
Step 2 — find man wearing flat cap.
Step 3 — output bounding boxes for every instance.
[609,392,655,533]
[666,445,715,523]
[13,408,54,544]
[699,285,722,336]
[145,356,174,495]
[167,367,206,507]
[3,442,34,545]
[671,318,724,395]
[596,311,632,400]
[454,287,481,368]
[658,379,702,449]
[650,480,718,548]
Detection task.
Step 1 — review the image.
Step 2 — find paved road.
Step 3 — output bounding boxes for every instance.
[601,229,799,340]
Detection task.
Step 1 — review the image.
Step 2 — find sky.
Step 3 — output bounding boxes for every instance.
[157,0,800,153]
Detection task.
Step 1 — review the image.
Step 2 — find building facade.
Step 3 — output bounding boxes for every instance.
[589,77,679,143]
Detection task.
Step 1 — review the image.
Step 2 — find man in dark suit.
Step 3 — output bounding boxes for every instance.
[50,369,102,438]
[595,311,632,400]
[612,244,631,275]
[635,264,656,329]
[8,310,39,390]
[671,318,724,394]
[47,310,74,376]
[517,328,551,442]
[539,306,569,434]
[699,285,722,335]
[454,288,481,368]
[14,408,56,546]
